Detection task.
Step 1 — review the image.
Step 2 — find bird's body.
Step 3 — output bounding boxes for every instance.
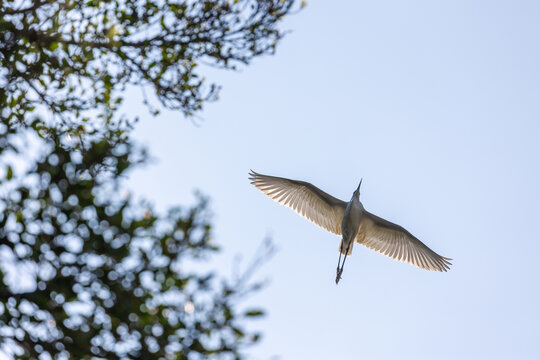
[340,193,363,256]
[249,171,451,284]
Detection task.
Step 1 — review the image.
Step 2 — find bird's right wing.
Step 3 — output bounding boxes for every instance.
[249,171,346,235]
[357,211,452,271]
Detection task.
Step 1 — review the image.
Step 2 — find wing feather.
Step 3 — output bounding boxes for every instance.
[358,211,452,272]
[249,171,346,235]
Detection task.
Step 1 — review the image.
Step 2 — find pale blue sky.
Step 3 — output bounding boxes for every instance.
[125,1,540,359]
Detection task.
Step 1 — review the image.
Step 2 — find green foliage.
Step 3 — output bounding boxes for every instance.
[0,127,265,359]
[0,0,300,125]
[0,1,298,358]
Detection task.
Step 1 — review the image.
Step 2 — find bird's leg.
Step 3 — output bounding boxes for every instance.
[336,253,343,281]
[336,240,345,284]
[335,240,353,284]
[335,262,343,284]
[337,254,349,283]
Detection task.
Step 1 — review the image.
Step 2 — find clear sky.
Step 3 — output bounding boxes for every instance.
[124,1,540,359]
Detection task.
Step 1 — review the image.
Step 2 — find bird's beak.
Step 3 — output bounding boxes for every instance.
[357,178,362,192]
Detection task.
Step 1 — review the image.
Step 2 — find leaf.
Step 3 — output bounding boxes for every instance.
[232,327,244,338]
[6,165,13,180]
[244,309,264,317]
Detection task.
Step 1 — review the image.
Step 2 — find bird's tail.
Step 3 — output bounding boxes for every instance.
[338,238,354,255]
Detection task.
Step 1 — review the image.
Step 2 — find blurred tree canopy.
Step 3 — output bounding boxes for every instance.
[0,125,273,359]
[0,0,301,358]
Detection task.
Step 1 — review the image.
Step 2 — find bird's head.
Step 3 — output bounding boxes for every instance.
[353,178,362,199]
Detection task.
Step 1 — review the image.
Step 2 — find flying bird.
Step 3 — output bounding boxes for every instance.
[249,171,451,284]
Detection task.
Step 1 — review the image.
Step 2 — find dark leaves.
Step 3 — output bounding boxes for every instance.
[0,0,301,126]
[0,1,295,358]
[244,309,265,317]
[0,129,263,359]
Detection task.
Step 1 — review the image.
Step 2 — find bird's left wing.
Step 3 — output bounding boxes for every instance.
[357,211,452,271]
[249,171,346,235]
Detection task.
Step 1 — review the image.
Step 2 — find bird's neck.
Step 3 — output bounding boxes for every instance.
[348,196,363,212]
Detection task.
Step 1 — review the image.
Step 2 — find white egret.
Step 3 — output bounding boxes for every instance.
[249,171,451,284]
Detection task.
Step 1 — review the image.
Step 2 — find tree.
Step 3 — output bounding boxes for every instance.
[0,124,273,359]
[0,0,301,358]
[1,0,300,127]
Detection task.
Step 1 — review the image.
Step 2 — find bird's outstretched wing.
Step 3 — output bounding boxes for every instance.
[358,211,452,271]
[249,171,346,235]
